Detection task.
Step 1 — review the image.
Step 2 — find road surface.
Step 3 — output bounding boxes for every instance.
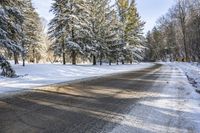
[0,64,200,133]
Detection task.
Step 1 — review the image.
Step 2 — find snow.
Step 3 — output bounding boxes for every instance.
[0,63,154,96]
[172,62,200,92]
[110,63,200,133]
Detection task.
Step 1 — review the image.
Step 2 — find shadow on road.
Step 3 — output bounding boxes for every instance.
[0,64,197,133]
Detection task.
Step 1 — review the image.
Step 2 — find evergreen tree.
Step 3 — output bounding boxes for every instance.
[117,0,145,63]
[49,0,86,65]
[83,0,103,65]
[84,0,121,65]
[96,0,116,65]
[1,0,42,66]
[21,0,42,65]
[48,0,145,65]
[106,10,122,65]
[0,0,24,64]
[0,55,16,77]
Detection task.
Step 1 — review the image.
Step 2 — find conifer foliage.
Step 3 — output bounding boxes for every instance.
[49,0,145,65]
[0,0,145,71]
[0,0,42,66]
[0,0,24,53]
[0,55,16,77]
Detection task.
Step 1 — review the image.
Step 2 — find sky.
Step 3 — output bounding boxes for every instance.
[32,0,175,33]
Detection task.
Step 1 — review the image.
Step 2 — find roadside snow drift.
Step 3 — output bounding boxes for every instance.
[173,62,200,92]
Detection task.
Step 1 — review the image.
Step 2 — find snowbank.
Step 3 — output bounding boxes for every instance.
[0,63,154,96]
[173,62,200,93]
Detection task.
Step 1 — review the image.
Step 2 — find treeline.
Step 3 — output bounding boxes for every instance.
[48,0,145,65]
[146,0,200,62]
[0,0,145,66]
[0,0,45,66]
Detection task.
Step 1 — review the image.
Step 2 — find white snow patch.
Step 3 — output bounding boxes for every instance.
[171,62,200,92]
[0,63,154,96]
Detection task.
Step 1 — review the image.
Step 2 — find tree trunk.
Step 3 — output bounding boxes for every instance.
[22,42,25,66]
[22,57,25,67]
[72,51,76,65]
[93,55,96,65]
[100,53,103,66]
[14,52,19,64]
[178,1,189,62]
[62,36,66,65]
[183,27,189,62]
[121,60,124,65]
[71,3,76,65]
[63,52,66,65]
[100,59,102,66]
[32,49,37,64]
[109,60,112,65]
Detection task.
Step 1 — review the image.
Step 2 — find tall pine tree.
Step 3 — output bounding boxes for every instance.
[49,0,87,65]
[0,0,24,64]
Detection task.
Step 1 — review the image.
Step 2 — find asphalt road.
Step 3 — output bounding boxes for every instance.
[0,64,199,133]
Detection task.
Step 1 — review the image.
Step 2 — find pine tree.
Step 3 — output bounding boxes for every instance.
[0,55,16,77]
[21,0,42,66]
[117,0,145,63]
[1,0,42,66]
[83,0,102,65]
[49,0,86,65]
[0,0,24,64]
[48,0,145,65]
[84,0,118,65]
[96,0,114,65]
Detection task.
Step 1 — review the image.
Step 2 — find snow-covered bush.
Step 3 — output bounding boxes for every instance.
[0,56,16,77]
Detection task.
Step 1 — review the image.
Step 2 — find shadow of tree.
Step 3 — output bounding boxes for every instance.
[0,64,198,133]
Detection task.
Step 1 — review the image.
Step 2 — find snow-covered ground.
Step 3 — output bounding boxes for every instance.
[173,62,200,92]
[110,64,200,133]
[0,63,154,96]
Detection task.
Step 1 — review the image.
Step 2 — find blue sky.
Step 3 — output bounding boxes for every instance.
[32,0,175,33]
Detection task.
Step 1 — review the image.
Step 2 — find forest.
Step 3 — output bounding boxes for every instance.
[146,0,200,62]
[0,0,144,70]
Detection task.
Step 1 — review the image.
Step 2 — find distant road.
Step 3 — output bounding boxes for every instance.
[0,64,199,133]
